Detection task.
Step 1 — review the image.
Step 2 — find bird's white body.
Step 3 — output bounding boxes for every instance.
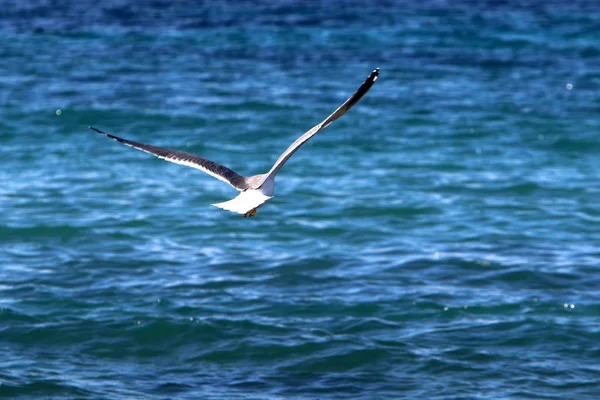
[212,176,275,215]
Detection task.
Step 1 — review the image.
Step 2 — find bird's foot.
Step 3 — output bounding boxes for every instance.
[243,208,257,218]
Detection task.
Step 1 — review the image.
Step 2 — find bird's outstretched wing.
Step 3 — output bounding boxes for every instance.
[258,68,379,186]
[89,127,249,190]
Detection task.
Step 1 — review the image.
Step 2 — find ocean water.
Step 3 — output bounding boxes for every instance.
[1,1,600,398]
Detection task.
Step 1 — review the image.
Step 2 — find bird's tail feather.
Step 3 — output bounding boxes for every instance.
[212,190,273,215]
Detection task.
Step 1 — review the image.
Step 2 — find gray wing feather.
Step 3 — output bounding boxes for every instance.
[259,68,379,185]
[89,127,249,190]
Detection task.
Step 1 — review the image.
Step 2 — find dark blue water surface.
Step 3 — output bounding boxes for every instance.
[1,1,600,399]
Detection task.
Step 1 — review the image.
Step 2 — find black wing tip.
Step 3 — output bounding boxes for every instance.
[89,126,105,134]
[89,126,124,143]
[371,68,380,81]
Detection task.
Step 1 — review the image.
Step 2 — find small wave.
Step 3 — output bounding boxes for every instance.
[284,347,390,373]
[552,138,600,152]
[0,307,36,323]
[0,380,91,398]
[0,224,83,243]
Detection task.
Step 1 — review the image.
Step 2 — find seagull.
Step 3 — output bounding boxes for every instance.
[90,68,379,217]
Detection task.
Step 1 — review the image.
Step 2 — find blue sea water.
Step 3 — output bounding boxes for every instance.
[1,1,600,398]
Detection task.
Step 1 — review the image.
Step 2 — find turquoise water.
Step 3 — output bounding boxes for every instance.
[1,1,600,399]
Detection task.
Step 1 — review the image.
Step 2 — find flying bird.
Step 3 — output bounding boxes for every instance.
[90,68,379,217]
